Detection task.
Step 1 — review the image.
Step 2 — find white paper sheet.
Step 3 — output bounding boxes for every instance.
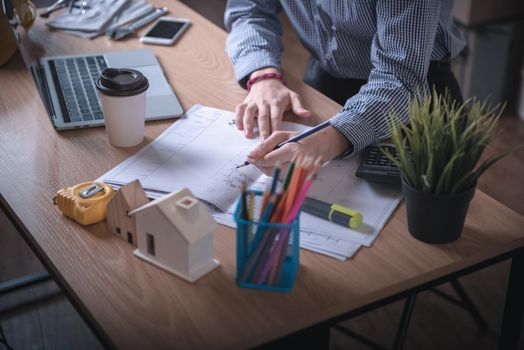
[100,105,262,212]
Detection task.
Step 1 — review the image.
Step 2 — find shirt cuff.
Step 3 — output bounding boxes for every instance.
[232,51,281,88]
[329,110,376,157]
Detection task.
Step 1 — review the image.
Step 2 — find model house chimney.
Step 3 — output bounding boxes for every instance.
[176,196,199,221]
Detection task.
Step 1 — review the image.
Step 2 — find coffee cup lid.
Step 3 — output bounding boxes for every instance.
[96,68,149,97]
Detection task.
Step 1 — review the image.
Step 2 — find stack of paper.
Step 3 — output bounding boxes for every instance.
[46,0,154,39]
[99,105,402,260]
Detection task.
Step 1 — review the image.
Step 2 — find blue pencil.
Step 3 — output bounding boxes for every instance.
[269,164,281,194]
[235,120,331,169]
[241,195,277,281]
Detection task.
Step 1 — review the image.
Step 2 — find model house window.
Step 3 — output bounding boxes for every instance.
[116,226,121,234]
[146,233,155,256]
[127,232,133,245]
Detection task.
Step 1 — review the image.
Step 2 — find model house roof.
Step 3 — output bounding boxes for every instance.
[129,188,217,244]
[113,179,150,209]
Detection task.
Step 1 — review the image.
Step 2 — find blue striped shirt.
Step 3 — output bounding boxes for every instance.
[225,0,465,153]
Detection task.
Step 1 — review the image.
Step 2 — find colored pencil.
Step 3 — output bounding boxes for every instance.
[282,153,297,190]
[238,151,323,286]
[259,181,271,216]
[241,182,248,220]
[268,177,314,284]
[256,178,311,285]
[270,163,281,194]
[247,191,255,246]
[270,158,321,284]
[282,156,308,217]
[285,177,314,224]
[241,195,277,281]
[248,192,254,221]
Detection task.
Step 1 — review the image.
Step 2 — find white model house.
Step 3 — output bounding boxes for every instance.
[129,188,220,283]
[106,179,149,246]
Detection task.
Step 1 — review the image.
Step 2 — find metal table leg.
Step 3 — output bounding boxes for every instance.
[0,272,52,350]
[499,250,524,350]
[393,294,417,350]
[0,271,52,296]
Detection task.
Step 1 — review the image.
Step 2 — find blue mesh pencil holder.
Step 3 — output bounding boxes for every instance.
[234,190,300,292]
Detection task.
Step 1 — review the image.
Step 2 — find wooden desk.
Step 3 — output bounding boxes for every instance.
[1,1,523,349]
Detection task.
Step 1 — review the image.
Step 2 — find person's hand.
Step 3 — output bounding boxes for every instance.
[235,68,311,141]
[247,126,351,175]
[247,131,301,175]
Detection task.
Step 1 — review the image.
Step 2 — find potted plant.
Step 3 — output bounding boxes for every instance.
[384,91,523,243]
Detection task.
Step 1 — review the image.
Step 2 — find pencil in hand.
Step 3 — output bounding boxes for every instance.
[236,120,331,168]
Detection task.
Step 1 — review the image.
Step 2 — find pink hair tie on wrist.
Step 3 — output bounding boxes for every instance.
[247,72,287,91]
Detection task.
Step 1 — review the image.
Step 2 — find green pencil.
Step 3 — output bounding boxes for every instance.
[282,155,297,191]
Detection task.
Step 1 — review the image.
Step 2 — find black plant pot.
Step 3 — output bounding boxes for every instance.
[401,178,476,244]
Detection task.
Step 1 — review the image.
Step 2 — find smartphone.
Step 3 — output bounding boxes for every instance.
[140,17,191,46]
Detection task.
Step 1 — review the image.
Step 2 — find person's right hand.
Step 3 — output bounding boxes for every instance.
[235,68,311,141]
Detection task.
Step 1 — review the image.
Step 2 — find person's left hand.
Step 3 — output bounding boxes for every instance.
[247,125,351,175]
[235,68,311,141]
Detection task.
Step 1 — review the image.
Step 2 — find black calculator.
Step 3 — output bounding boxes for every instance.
[355,143,401,185]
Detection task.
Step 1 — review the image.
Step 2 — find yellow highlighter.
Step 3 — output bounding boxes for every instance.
[54,182,115,225]
[302,197,363,229]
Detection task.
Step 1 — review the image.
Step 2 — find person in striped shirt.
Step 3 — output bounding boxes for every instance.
[225,0,465,171]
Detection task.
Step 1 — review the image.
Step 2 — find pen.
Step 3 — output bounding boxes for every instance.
[302,197,363,229]
[235,120,331,169]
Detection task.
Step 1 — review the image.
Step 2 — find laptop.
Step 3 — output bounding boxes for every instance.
[2,0,183,130]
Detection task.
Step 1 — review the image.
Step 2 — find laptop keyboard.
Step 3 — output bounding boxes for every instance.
[50,56,107,123]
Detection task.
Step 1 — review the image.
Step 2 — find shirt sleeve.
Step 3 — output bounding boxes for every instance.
[224,0,284,86]
[329,0,441,154]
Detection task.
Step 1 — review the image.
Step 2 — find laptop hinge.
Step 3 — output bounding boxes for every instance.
[30,61,56,122]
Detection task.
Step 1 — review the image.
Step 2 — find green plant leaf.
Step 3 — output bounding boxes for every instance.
[470,142,524,184]
[385,92,512,194]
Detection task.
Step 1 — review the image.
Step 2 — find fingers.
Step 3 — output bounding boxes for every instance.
[247,131,293,161]
[257,104,270,141]
[249,101,284,138]
[289,92,312,118]
[254,143,299,168]
[256,165,274,177]
[237,84,309,142]
[256,163,290,178]
[243,104,257,138]
[239,102,279,141]
[270,104,284,132]
[235,103,246,130]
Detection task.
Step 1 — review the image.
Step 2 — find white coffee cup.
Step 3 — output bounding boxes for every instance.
[96,68,149,148]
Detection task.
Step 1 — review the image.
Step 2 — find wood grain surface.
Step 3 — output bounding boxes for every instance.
[1,1,524,349]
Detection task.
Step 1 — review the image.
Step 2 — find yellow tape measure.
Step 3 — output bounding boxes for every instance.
[54,182,115,225]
